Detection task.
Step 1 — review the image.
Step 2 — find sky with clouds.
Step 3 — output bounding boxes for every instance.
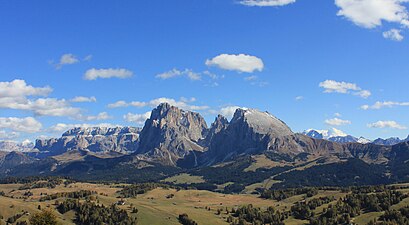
[1,0,409,142]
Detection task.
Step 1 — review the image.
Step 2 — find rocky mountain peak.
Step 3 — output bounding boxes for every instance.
[202,115,229,146]
[231,108,293,136]
[137,103,208,165]
[212,115,229,129]
[202,108,296,164]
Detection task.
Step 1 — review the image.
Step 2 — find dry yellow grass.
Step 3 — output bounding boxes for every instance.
[244,155,285,172]
[0,183,281,225]
[1,182,407,225]
[162,173,205,184]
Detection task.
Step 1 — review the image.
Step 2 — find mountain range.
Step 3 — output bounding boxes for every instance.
[302,129,409,145]
[1,103,409,189]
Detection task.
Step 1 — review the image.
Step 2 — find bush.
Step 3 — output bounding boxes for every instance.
[29,209,58,225]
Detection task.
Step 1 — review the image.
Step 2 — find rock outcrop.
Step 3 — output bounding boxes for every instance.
[204,108,297,164]
[136,103,208,165]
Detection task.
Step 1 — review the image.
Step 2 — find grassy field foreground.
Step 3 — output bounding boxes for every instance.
[1,181,409,225]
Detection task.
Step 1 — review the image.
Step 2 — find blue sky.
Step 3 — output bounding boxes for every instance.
[1,0,409,142]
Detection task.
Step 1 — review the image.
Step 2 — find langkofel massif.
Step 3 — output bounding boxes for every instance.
[1,103,409,190]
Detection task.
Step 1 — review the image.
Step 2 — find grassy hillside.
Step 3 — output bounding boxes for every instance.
[1,178,409,224]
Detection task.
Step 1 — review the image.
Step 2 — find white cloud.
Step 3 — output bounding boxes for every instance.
[244,75,258,81]
[331,127,348,137]
[239,0,296,7]
[80,112,112,121]
[180,97,196,103]
[70,96,97,103]
[367,120,407,129]
[383,29,404,41]
[361,101,409,110]
[206,54,264,73]
[243,75,269,86]
[107,100,129,108]
[123,112,151,125]
[0,79,52,98]
[108,97,209,111]
[219,106,242,119]
[156,68,201,81]
[335,0,409,29]
[0,130,20,140]
[84,68,133,80]
[17,98,81,117]
[319,80,371,98]
[0,80,103,118]
[83,55,93,61]
[0,117,42,133]
[0,80,77,117]
[334,112,342,117]
[54,53,79,69]
[295,96,304,101]
[325,117,351,126]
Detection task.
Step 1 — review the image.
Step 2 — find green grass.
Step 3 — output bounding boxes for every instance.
[353,211,382,225]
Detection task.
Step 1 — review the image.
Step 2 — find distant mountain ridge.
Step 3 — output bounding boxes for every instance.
[0,140,34,152]
[302,129,407,145]
[33,126,141,157]
[1,103,409,188]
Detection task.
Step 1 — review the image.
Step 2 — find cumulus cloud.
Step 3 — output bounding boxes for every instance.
[108,97,209,111]
[361,101,409,110]
[70,96,97,103]
[367,120,407,129]
[335,0,409,29]
[54,53,79,69]
[239,0,296,7]
[156,68,201,81]
[325,117,351,126]
[80,112,112,121]
[219,106,242,119]
[52,53,93,69]
[0,79,52,98]
[0,80,75,117]
[206,54,264,73]
[123,112,151,125]
[383,29,404,41]
[0,117,42,133]
[1,98,81,117]
[84,68,133,80]
[331,127,348,137]
[0,79,102,119]
[319,80,371,98]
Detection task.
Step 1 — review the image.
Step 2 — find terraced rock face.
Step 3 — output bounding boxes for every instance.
[34,127,141,156]
[136,103,208,165]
